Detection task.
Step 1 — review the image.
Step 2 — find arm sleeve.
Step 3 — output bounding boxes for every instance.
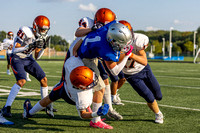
[109,53,131,76]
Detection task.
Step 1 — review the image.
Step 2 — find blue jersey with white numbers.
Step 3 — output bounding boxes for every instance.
[77,20,120,62]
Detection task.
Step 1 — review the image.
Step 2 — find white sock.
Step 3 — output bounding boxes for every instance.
[7,69,10,72]
[92,102,102,123]
[29,101,45,115]
[111,95,117,101]
[5,84,21,107]
[40,86,48,99]
[156,110,162,115]
[103,85,113,111]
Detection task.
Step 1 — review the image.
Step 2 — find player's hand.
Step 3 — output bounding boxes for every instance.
[91,23,103,31]
[125,45,133,56]
[97,104,109,116]
[43,36,50,49]
[25,42,36,50]
[35,38,45,48]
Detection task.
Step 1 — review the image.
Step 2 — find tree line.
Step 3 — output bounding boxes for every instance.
[1,27,200,55]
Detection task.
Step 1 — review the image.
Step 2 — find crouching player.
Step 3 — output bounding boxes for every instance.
[23,56,113,129]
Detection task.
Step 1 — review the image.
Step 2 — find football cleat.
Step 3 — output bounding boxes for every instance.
[23,99,33,119]
[112,94,124,106]
[155,112,164,124]
[1,106,12,117]
[0,113,14,125]
[45,103,54,118]
[107,109,123,120]
[89,120,113,129]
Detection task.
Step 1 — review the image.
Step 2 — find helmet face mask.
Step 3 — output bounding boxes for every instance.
[7,31,14,39]
[107,23,133,52]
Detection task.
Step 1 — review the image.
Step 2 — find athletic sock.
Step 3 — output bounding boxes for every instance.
[91,102,102,123]
[29,101,45,115]
[5,84,21,107]
[40,86,48,99]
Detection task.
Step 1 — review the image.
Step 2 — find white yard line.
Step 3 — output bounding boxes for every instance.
[156,75,200,80]
[122,100,200,111]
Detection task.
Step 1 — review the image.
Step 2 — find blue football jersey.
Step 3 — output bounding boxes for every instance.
[77,20,120,62]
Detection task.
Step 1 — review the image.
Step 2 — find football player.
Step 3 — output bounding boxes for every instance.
[74,22,133,128]
[23,56,113,129]
[1,15,51,117]
[74,8,123,120]
[119,20,164,124]
[2,31,14,75]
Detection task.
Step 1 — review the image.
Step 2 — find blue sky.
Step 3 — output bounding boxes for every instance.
[1,0,200,43]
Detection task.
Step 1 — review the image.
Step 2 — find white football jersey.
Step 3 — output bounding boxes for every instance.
[78,17,94,28]
[123,33,149,75]
[12,26,36,58]
[3,38,14,54]
[63,56,93,111]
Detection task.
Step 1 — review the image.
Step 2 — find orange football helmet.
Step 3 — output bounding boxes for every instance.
[119,20,134,37]
[7,31,14,39]
[94,8,116,25]
[33,15,50,37]
[70,66,98,90]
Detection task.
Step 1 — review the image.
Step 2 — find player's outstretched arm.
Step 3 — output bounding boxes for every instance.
[79,104,109,119]
[75,27,92,37]
[129,50,148,66]
[73,39,83,57]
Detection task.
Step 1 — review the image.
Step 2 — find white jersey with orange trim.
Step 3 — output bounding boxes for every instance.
[63,56,93,111]
[12,26,36,58]
[2,38,14,54]
[123,33,149,75]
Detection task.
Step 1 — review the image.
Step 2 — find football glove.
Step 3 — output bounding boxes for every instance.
[43,36,50,49]
[97,104,109,116]
[125,45,133,56]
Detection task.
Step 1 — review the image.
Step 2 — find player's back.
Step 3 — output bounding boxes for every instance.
[77,20,119,62]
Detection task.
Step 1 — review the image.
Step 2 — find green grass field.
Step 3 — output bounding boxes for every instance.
[0,60,200,133]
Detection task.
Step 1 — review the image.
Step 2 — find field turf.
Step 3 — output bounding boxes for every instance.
[0,60,200,133]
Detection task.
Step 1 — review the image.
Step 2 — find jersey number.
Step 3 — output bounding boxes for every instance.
[84,36,101,46]
[17,30,25,40]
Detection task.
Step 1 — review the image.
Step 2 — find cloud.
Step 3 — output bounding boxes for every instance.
[38,0,78,2]
[173,19,181,25]
[173,19,193,26]
[79,3,97,12]
[146,26,160,31]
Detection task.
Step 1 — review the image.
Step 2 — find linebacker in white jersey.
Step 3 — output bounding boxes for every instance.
[1,15,51,118]
[74,8,123,121]
[119,20,164,124]
[2,31,14,75]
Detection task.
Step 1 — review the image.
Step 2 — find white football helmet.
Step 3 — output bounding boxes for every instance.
[106,23,133,52]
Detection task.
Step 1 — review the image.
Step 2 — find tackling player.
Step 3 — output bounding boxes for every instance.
[74,8,123,120]
[119,20,164,124]
[1,15,51,117]
[74,21,133,127]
